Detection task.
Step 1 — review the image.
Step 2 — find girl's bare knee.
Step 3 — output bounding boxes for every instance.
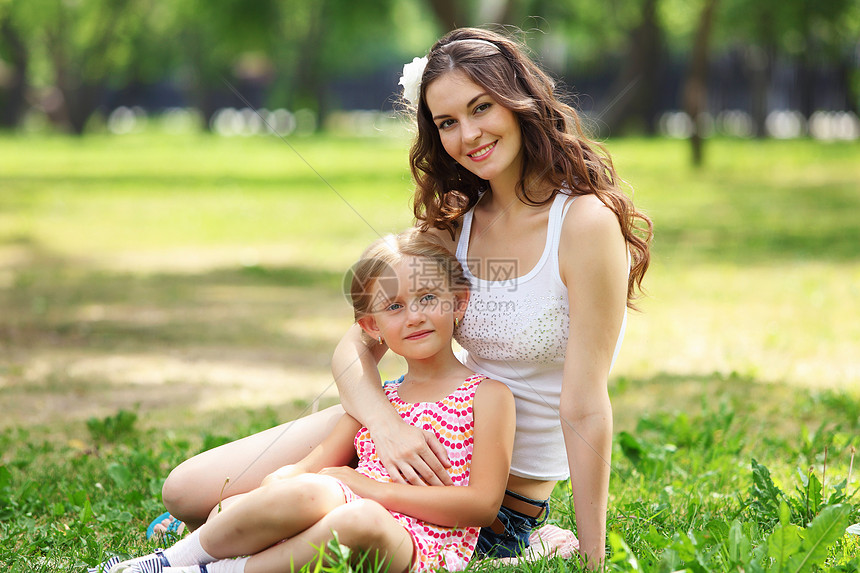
[327,500,393,546]
[263,476,337,513]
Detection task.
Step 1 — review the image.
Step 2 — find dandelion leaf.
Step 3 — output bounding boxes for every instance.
[786,504,852,573]
[728,519,751,564]
[767,521,802,570]
[750,458,785,518]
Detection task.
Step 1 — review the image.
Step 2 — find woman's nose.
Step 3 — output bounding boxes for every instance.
[461,118,482,143]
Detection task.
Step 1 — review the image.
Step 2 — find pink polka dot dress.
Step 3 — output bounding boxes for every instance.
[342,374,486,573]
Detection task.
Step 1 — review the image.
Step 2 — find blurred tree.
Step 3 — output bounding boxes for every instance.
[422,0,532,30]
[167,0,284,127]
[0,2,28,128]
[684,0,719,166]
[598,0,666,136]
[718,0,860,135]
[12,0,162,134]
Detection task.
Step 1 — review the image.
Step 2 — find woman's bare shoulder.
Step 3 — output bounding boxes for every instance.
[559,194,625,255]
[563,194,621,236]
[558,194,627,281]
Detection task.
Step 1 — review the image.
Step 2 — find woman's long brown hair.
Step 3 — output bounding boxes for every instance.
[408,27,653,308]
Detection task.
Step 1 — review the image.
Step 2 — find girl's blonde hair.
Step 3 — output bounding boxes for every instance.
[349,229,470,321]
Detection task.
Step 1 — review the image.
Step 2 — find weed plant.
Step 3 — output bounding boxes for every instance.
[1,386,857,572]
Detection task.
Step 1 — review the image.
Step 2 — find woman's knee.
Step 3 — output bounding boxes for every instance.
[161,405,346,521]
[161,458,210,521]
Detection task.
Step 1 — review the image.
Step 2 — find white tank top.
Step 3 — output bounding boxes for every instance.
[454,192,626,480]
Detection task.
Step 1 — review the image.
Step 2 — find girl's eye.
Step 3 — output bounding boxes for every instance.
[386,302,403,312]
[475,102,491,114]
[420,293,437,303]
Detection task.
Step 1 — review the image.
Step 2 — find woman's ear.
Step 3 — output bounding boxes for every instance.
[455,289,470,320]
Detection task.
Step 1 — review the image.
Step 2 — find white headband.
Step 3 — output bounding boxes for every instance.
[443,38,500,51]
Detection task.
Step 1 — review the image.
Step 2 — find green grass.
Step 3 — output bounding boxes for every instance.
[0,132,858,571]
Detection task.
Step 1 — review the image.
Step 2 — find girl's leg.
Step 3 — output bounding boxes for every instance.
[243,499,414,573]
[113,474,350,573]
[198,474,348,558]
[162,405,344,530]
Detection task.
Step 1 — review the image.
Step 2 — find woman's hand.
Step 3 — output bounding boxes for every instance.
[331,324,453,486]
[370,420,453,486]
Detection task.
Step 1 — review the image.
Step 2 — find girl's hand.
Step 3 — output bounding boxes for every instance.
[370,421,453,486]
[318,466,375,495]
[261,464,301,486]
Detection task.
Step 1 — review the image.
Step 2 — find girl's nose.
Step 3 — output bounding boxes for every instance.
[406,303,425,325]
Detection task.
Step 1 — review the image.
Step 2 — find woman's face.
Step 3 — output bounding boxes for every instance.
[424,70,523,189]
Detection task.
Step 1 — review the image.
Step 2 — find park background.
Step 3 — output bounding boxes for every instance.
[1,0,859,571]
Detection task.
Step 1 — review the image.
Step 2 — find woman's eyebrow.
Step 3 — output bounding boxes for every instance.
[432,93,489,120]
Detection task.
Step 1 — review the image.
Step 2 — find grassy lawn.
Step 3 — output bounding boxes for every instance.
[0,132,858,571]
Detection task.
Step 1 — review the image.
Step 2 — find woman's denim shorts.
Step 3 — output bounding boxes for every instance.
[474,491,550,558]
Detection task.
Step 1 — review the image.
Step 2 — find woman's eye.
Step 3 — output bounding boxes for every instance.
[475,102,491,114]
[438,119,455,130]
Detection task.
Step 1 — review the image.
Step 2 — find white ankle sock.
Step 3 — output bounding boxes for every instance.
[206,557,249,573]
[162,529,216,566]
[163,557,248,573]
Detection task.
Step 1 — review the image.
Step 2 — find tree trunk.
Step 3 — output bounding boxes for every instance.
[0,15,28,129]
[683,0,719,167]
[53,60,104,135]
[746,45,771,138]
[425,0,468,31]
[838,56,858,116]
[599,0,664,136]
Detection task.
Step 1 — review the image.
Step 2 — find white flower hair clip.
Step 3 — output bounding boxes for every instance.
[398,56,428,106]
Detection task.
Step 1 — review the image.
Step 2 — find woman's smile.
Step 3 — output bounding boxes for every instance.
[467,141,497,160]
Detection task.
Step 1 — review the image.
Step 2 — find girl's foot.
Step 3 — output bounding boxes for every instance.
[146,512,187,543]
[164,558,247,573]
[87,555,121,573]
[109,549,170,573]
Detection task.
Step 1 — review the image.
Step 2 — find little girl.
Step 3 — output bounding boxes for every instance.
[103,230,515,573]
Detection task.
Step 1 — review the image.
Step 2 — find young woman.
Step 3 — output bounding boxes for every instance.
[156,27,652,570]
[104,231,515,573]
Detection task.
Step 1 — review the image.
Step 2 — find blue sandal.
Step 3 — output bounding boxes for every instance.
[145,511,185,543]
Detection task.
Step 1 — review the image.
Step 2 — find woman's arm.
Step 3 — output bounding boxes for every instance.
[261,413,363,485]
[331,323,453,486]
[558,195,629,570]
[321,379,515,527]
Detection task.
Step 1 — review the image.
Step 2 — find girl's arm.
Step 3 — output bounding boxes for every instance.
[558,195,629,570]
[331,323,453,486]
[321,379,515,527]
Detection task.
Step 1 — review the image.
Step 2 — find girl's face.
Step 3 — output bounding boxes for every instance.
[425,70,523,189]
[359,256,466,362]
